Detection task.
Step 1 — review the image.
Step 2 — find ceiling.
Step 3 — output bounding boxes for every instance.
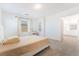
[0,3,79,18]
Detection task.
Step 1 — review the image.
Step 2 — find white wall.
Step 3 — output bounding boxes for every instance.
[25,7,79,40]
[2,11,18,39]
[45,15,61,40]
[0,9,4,41]
[44,7,79,40]
[1,6,79,41]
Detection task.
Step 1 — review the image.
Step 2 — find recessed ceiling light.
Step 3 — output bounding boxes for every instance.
[34,4,42,10]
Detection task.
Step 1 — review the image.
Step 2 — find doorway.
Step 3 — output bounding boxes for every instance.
[61,14,79,55]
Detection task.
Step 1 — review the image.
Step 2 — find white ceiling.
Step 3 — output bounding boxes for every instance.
[0,3,79,18]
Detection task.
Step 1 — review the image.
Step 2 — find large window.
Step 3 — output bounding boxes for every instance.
[17,17,31,36]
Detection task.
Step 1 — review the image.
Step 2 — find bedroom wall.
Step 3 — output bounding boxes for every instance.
[32,15,61,40]
[42,7,79,40]
[1,7,79,41]
[45,15,61,40]
[34,7,79,40]
[0,9,4,41]
[32,7,79,40]
[2,11,18,39]
[1,11,34,39]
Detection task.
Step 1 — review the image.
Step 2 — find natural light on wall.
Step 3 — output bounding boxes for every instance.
[34,4,42,10]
